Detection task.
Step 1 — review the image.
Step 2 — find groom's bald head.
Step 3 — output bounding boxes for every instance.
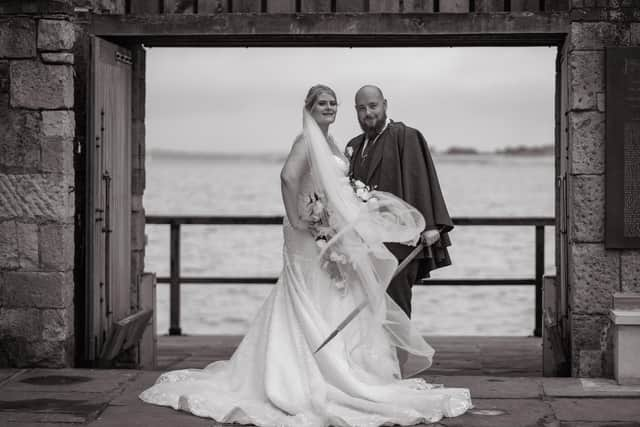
[355,85,387,137]
[355,85,385,104]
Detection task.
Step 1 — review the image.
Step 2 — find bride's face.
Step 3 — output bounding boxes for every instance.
[310,93,337,127]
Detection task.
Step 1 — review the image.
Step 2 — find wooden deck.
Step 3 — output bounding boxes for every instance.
[158,335,542,377]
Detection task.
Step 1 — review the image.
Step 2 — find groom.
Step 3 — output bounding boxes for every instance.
[346,85,454,318]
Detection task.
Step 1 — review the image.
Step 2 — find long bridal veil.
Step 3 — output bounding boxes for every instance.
[301,109,435,377]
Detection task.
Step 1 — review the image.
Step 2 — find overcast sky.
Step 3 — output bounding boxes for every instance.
[145,46,557,154]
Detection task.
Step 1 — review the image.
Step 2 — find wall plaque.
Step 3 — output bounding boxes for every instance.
[606,47,640,248]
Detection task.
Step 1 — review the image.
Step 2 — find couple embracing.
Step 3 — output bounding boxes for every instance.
[139,85,473,426]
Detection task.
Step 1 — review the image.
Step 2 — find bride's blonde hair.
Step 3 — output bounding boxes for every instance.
[304,85,337,111]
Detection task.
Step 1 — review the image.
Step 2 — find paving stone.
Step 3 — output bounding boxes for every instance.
[544,377,640,398]
[568,51,604,111]
[570,175,604,243]
[550,398,640,422]
[37,19,75,51]
[0,389,107,424]
[621,251,640,292]
[569,111,605,175]
[569,243,619,313]
[4,369,140,394]
[425,376,542,399]
[438,398,553,427]
[10,61,73,109]
[0,18,36,58]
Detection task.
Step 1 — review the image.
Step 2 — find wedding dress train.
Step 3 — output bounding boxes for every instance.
[139,113,472,426]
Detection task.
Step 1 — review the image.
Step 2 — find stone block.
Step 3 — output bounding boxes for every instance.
[41,308,73,341]
[596,92,605,112]
[569,111,605,175]
[0,271,73,309]
[621,251,640,292]
[569,243,619,313]
[632,22,640,46]
[12,339,73,367]
[568,51,603,111]
[37,19,75,51]
[570,314,612,376]
[578,349,603,377]
[0,61,8,93]
[0,308,42,341]
[39,223,73,271]
[570,174,604,242]
[10,61,73,109]
[131,210,145,252]
[132,168,145,195]
[570,22,623,50]
[0,220,19,269]
[41,137,73,174]
[16,222,38,270]
[132,194,143,212]
[0,109,42,172]
[0,18,36,58]
[42,110,74,138]
[41,52,74,64]
[0,174,74,223]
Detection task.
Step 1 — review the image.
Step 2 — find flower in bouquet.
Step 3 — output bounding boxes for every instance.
[349,178,378,204]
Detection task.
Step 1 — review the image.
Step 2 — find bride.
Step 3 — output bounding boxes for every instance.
[139,85,472,426]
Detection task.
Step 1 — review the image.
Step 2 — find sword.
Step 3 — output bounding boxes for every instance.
[314,242,430,354]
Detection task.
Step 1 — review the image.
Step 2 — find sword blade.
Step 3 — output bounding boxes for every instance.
[313,242,426,354]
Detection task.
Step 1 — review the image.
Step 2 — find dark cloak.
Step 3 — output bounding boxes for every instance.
[346,121,454,279]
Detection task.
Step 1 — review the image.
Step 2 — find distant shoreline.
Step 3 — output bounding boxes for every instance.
[148,146,555,161]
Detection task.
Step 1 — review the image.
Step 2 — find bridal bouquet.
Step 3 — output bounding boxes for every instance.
[303,177,378,290]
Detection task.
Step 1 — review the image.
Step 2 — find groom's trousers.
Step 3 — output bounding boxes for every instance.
[386,258,421,319]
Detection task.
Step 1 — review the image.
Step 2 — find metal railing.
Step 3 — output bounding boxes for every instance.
[146,215,554,337]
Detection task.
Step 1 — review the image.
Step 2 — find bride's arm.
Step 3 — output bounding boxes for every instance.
[280,137,310,230]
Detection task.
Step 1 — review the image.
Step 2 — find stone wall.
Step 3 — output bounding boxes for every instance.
[0,3,76,367]
[567,1,640,377]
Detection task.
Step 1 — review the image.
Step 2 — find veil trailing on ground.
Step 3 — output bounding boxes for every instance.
[301,109,435,377]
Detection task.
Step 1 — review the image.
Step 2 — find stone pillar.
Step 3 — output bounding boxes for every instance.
[566,2,640,377]
[0,3,76,367]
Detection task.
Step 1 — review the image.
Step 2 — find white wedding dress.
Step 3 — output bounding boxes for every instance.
[139,115,472,426]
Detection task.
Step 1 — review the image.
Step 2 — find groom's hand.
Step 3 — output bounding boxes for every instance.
[420,229,440,246]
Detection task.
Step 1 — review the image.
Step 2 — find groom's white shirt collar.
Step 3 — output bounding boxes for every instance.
[362,117,391,152]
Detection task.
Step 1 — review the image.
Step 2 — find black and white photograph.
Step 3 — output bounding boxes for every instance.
[1,1,640,426]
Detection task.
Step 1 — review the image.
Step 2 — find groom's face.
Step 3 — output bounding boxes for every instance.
[355,89,387,136]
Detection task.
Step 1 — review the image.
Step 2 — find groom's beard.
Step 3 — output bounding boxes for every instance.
[359,113,387,138]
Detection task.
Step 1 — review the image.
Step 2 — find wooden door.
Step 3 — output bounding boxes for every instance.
[85,37,133,362]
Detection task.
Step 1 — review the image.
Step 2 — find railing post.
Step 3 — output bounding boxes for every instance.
[169,222,182,335]
[534,225,544,337]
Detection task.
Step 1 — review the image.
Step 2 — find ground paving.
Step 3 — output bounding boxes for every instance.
[0,369,638,426]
